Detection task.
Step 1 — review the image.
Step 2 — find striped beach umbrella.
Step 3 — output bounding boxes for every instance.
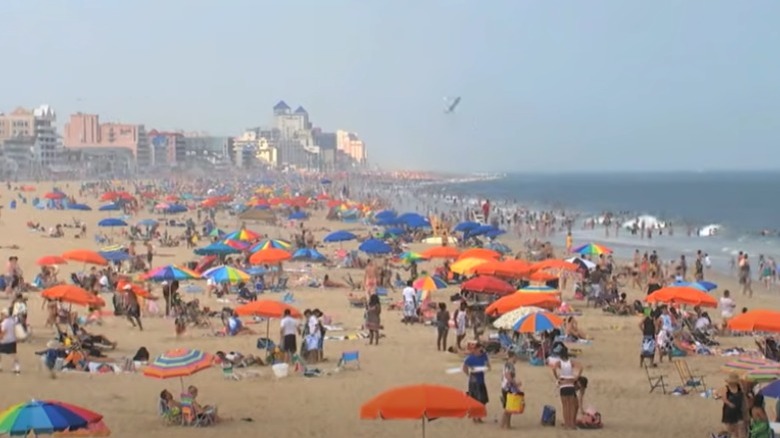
[399,251,427,263]
[413,275,447,292]
[144,265,201,281]
[225,228,261,242]
[512,311,563,333]
[202,265,250,283]
[143,349,213,388]
[492,306,546,330]
[222,239,251,250]
[571,243,612,256]
[251,238,292,252]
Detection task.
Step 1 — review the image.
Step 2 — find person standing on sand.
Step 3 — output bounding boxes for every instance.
[435,302,450,351]
[401,280,417,324]
[454,301,468,350]
[553,349,582,430]
[463,342,490,422]
[0,308,20,374]
[740,254,753,298]
[363,260,377,299]
[720,290,737,333]
[365,294,381,346]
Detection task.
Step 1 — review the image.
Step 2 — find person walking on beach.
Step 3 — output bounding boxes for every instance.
[365,294,381,345]
[740,254,753,298]
[463,342,490,422]
[499,351,521,429]
[435,302,450,351]
[401,280,417,324]
[0,308,20,374]
[454,301,468,350]
[720,290,736,333]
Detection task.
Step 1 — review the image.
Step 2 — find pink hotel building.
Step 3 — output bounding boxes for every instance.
[63,113,152,166]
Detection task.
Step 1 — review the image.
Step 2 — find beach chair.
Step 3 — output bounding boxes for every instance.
[337,350,360,370]
[644,364,668,394]
[158,398,181,426]
[673,359,706,391]
[282,292,295,304]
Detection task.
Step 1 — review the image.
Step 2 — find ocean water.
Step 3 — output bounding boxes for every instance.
[438,171,780,272]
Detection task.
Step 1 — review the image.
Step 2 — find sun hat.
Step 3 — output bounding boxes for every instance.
[726,373,741,384]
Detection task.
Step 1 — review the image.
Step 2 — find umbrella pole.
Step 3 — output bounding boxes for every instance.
[421,418,425,438]
[180,376,184,393]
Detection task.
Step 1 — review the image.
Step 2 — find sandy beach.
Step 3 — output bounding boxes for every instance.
[0,180,773,438]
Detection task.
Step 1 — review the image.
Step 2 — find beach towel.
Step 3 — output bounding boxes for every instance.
[325,332,369,341]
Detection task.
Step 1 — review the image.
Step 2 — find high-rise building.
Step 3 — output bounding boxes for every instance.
[336,130,367,166]
[0,105,60,171]
[63,113,151,168]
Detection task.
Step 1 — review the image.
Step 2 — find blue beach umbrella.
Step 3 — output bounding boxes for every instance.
[359,238,392,255]
[454,221,481,233]
[98,203,120,212]
[67,203,92,211]
[324,230,357,243]
[374,210,397,221]
[194,242,240,256]
[99,251,130,263]
[292,248,327,262]
[138,218,159,227]
[288,211,308,220]
[98,218,127,227]
[673,281,718,292]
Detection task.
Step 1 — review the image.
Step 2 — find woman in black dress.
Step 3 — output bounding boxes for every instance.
[720,373,745,438]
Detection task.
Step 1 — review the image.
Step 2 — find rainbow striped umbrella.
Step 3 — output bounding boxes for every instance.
[399,251,427,263]
[143,349,213,388]
[0,400,105,436]
[492,306,546,330]
[202,265,250,283]
[413,275,447,292]
[251,238,292,252]
[224,228,261,242]
[144,265,201,281]
[722,357,780,381]
[571,243,612,256]
[222,239,251,250]
[512,311,563,333]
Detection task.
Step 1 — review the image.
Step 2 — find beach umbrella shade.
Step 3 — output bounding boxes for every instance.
[512,311,563,333]
[398,251,428,264]
[144,265,201,281]
[292,248,327,262]
[41,285,105,307]
[524,270,559,282]
[97,218,127,228]
[722,358,780,382]
[532,259,581,272]
[288,211,308,220]
[225,228,261,242]
[472,260,530,278]
[373,210,397,221]
[67,204,92,211]
[571,243,612,256]
[461,276,515,295]
[449,257,489,275]
[0,400,104,436]
[99,250,130,263]
[485,292,561,316]
[221,239,251,251]
[207,228,226,238]
[323,230,357,243]
[249,248,292,264]
[202,266,251,284]
[759,379,780,398]
[413,276,448,292]
[37,255,68,266]
[61,250,107,266]
[646,286,717,308]
[97,203,120,212]
[518,285,558,293]
[673,280,718,292]
[194,242,240,256]
[492,306,547,330]
[234,300,302,319]
[457,248,500,261]
[396,213,428,227]
[163,204,188,214]
[421,246,460,260]
[115,280,152,298]
[137,218,158,227]
[453,221,481,233]
[43,192,66,200]
[359,384,487,438]
[359,239,392,255]
[143,348,213,389]
[465,225,497,238]
[727,310,780,332]
[250,239,292,252]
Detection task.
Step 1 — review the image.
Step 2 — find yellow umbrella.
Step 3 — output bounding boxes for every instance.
[450,257,489,275]
[492,306,546,330]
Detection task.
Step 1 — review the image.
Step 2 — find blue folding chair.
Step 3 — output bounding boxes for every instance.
[338,350,360,370]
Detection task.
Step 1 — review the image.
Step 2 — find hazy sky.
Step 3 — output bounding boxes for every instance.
[3,0,780,172]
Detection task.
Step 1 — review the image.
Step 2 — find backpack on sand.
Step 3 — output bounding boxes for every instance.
[541,405,556,426]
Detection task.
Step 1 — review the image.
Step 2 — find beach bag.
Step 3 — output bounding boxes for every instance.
[14,323,27,342]
[505,392,525,414]
[541,405,556,426]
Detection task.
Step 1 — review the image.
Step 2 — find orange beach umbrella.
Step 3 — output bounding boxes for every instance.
[727,310,780,332]
[41,285,105,307]
[646,286,717,307]
[456,248,500,261]
[61,250,107,266]
[485,292,561,316]
[234,300,301,318]
[249,248,292,264]
[360,384,486,437]
[421,246,460,260]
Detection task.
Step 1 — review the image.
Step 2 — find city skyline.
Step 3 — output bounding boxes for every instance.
[3,1,780,172]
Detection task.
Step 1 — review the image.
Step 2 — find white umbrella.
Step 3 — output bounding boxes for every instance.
[492,306,546,330]
[566,256,596,270]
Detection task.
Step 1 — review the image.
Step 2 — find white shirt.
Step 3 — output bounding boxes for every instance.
[720,297,736,318]
[280,316,298,336]
[694,317,710,331]
[0,317,15,344]
[308,315,320,337]
[455,310,467,334]
[402,287,416,304]
[99,275,109,287]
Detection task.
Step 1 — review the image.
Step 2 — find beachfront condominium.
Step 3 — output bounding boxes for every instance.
[0,105,60,175]
[63,113,152,171]
[336,130,367,166]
